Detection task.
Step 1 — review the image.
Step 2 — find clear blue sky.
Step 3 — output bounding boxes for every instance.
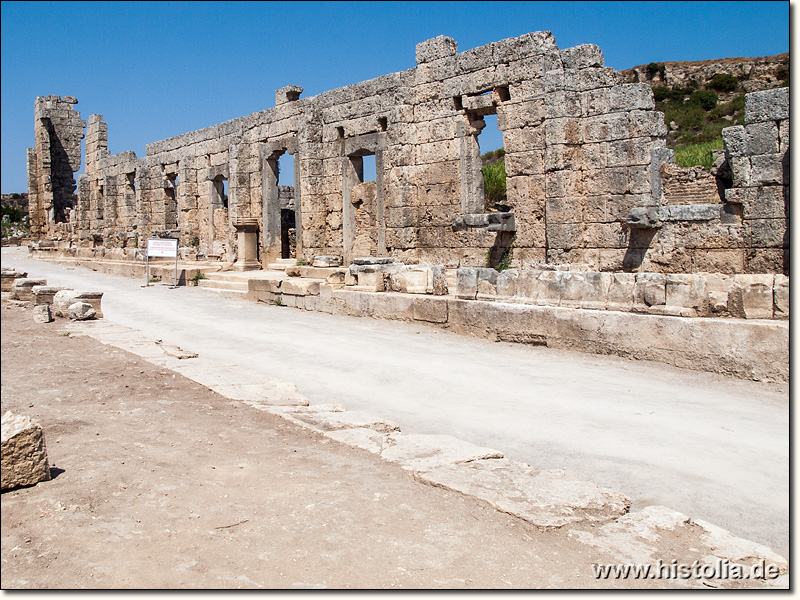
[1,1,790,193]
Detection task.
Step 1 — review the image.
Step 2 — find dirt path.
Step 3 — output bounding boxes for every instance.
[3,297,676,589]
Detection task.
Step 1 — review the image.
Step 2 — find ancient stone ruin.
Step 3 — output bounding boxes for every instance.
[26,32,789,277]
[24,32,789,353]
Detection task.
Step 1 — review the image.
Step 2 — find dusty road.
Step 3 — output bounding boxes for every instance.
[0,247,789,561]
[2,296,676,589]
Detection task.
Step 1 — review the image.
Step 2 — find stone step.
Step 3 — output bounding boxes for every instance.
[197,286,249,299]
[197,278,249,292]
[267,262,297,271]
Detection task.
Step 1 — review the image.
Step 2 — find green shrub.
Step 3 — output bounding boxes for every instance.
[776,65,789,81]
[711,94,745,118]
[688,89,719,111]
[653,86,670,102]
[646,62,666,80]
[482,160,507,210]
[481,148,505,162]
[709,73,738,92]
[674,138,724,170]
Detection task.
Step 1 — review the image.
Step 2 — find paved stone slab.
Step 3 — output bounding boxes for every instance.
[379,433,504,471]
[417,457,631,529]
[288,410,400,433]
[570,505,788,577]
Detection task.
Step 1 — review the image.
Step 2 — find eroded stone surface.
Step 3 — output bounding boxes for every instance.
[417,457,631,529]
[1,411,51,491]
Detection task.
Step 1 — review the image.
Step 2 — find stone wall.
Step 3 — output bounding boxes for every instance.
[27,34,788,276]
[722,88,789,274]
[27,96,85,239]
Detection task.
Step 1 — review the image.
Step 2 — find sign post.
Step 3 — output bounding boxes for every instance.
[146,238,179,287]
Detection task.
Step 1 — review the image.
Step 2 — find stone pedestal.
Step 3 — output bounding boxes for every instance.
[233,218,261,271]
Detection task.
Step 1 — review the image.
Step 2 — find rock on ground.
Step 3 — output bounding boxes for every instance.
[1,411,51,491]
[68,302,96,320]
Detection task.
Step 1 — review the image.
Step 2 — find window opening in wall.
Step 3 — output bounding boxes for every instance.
[478,113,508,213]
[127,172,136,193]
[213,175,228,210]
[277,152,296,259]
[336,126,345,139]
[378,117,388,132]
[278,152,294,186]
[361,153,376,183]
[166,173,178,229]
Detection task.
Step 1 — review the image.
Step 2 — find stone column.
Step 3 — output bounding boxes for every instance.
[232,218,261,270]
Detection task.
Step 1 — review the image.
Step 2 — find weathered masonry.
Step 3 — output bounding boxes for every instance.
[28,32,788,276]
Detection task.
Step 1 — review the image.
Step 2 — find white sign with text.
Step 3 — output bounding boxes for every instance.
[147,238,178,258]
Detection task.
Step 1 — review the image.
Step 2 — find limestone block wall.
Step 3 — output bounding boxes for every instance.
[455,267,789,320]
[28,36,788,277]
[722,87,789,274]
[27,96,85,238]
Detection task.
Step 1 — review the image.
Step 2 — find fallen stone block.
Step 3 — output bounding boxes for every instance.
[73,291,104,318]
[52,290,82,317]
[68,302,96,320]
[380,434,503,472]
[32,304,53,323]
[10,278,47,301]
[417,458,631,529]
[31,286,72,307]
[1,411,51,491]
[1,269,27,292]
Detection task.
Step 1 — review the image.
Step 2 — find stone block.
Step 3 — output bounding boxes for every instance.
[1,269,27,292]
[476,268,499,300]
[1,411,51,491]
[412,297,448,323]
[32,304,53,323]
[456,267,478,300]
[416,36,458,65]
[514,271,541,303]
[313,255,342,267]
[745,87,789,124]
[10,278,47,301]
[773,274,789,320]
[634,273,666,308]
[728,274,774,320]
[705,273,733,315]
[606,273,635,311]
[31,286,71,306]
[431,265,448,296]
[559,44,604,69]
[666,274,708,316]
[281,279,321,296]
[496,269,518,297]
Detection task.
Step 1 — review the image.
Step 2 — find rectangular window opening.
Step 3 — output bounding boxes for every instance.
[478,113,507,213]
[278,152,294,186]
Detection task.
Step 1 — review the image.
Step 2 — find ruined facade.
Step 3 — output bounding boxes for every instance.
[27,33,789,276]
